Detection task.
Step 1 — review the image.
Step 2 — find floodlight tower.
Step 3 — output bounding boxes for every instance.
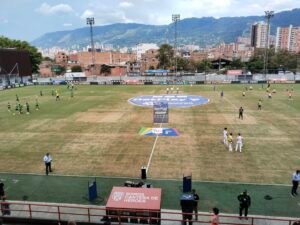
[172,14,180,75]
[263,11,274,79]
[86,17,96,76]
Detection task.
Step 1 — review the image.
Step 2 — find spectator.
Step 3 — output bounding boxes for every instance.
[237,190,251,219]
[1,196,10,216]
[210,207,219,225]
[67,221,77,225]
[192,189,199,220]
[291,170,300,197]
[0,183,4,199]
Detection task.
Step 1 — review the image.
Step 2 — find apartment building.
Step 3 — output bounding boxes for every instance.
[275,25,300,53]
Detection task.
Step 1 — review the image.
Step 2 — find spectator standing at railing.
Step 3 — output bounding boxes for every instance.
[291,170,300,197]
[1,196,10,216]
[0,183,5,199]
[67,221,77,225]
[237,190,251,219]
[192,189,199,220]
[210,207,219,225]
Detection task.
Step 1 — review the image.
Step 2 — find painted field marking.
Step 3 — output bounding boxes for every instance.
[145,113,166,174]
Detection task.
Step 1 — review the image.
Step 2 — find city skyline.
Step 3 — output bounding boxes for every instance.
[1,0,300,42]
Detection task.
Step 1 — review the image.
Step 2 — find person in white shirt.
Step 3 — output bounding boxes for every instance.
[223,128,228,146]
[43,153,52,175]
[228,133,233,152]
[166,88,169,94]
[291,170,300,197]
[235,133,243,152]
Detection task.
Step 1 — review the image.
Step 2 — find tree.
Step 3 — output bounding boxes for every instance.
[100,64,111,75]
[246,56,264,73]
[269,50,297,73]
[52,65,65,75]
[176,58,191,72]
[228,58,245,69]
[71,65,82,72]
[0,36,42,74]
[157,44,174,69]
[194,59,212,73]
[43,56,53,62]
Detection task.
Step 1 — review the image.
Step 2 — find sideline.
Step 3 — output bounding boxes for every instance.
[0,170,291,188]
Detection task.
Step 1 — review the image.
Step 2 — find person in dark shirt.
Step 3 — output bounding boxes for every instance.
[26,102,30,114]
[0,183,5,199]
[7,102,11,112]
[192,189,199,220]
[238,107,244,120]
[237,190,251,219]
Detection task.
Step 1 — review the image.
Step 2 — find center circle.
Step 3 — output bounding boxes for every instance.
[128,95,209,108]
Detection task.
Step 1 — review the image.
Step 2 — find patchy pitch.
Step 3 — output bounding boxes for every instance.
[0,84,299,184]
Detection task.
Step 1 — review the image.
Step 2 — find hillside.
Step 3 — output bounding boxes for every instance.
[31,8,300,48]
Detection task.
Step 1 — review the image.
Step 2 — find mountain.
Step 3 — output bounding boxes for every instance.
[31,8,300,49]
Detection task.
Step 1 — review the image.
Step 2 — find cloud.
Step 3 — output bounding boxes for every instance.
[80,9,94,19]
[63,23,73,27]
[74,0,300,26]
[36,3,74,15]
[119,1,134,8]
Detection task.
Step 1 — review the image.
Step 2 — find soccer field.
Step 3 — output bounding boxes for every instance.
[0,84,299,184]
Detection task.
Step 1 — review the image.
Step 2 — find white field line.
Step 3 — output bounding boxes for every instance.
[145,108,167,174]
[223,96,239,110]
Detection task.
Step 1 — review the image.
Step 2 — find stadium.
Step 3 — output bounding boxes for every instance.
[1,6,300,224]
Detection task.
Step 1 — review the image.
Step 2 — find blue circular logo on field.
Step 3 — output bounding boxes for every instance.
[128,95,209,108]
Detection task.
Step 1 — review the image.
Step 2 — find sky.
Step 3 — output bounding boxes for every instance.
[0,0,300,42]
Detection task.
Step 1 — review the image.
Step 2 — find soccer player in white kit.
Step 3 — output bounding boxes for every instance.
[228,133,233,151]
[235,133,243,152]
[223,128,228,146]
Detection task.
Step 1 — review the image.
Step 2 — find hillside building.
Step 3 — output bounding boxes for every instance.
[136,43,159,60]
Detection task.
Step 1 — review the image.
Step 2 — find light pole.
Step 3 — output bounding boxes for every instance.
[172,14,180,76]
[86,17,96,76]
[263,11,274,80]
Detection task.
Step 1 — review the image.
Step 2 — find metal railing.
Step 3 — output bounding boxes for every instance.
[1,201,299,225]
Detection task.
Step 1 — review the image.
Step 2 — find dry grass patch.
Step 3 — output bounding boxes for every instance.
[25,119,51,130]
[75,112,125,123]
[208,113,257,124]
